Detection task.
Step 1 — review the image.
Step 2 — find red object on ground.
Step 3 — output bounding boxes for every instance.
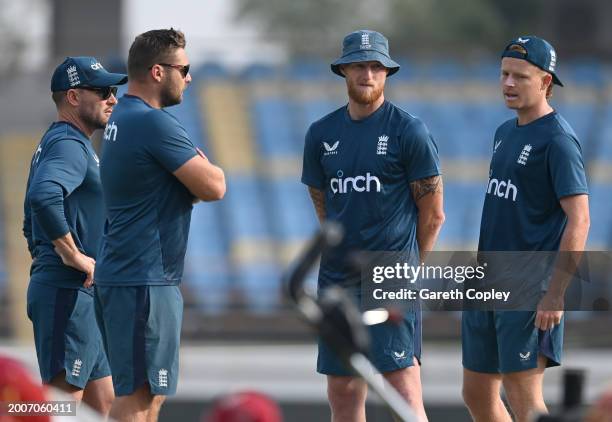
[205,391,282,422]
[0,355,49,422]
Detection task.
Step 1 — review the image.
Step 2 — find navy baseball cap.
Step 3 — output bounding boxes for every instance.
[51,56,127,92]
[501,36,563,86]
[331,30,400,77]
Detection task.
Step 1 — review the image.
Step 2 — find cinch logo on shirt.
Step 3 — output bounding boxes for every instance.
[104,122,118,142]
[486,177,518,202]
[330,170,382,194]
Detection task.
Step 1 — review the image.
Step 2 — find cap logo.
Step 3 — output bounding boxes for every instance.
[549,49,557,71]
[360,32,371,49]
[517,37,530,44]
[90,62,103,70]
[67,65,80,86]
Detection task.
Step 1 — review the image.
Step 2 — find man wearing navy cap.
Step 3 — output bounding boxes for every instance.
[302,30,445,422]
[462,36,590,422]
[23,56,127,416]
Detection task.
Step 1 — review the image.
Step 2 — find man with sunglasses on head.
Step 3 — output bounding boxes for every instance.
[94,28,226,422]
[23,56,127,417]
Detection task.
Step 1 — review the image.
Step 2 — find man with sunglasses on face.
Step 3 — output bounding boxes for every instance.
[23,56,127,417]
[94,28,226,422]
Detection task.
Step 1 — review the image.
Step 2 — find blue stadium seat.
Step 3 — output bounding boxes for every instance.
[251,98,301,157]
[265,179,318,241]
[462,102,514,157]
[166,88,208,149]
[186,203,228,312]
[555,102,596,150]
[240,63,281,81]
[221,176,282,311]
[235,263,282,313]
[565,60,605,86]
[587,184,612,248]
[594,105,612,161]
[185,206,231,310]
[411,102,471,158]
[223,177,270,239]
[296,99,338,137]
[163,86,231,312]
[140,59,612,316]
[413,60,466,81]
[386,57,416,81]
[194,62,230,80]
[437,183,483,249]
[287,60,336,81]
[466,60,503,83]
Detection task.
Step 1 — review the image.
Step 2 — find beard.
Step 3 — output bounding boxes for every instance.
[80,106,107,130]
[347,79,384,105]
[160,80,183,108]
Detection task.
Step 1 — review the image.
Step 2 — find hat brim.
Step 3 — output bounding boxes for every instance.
[331,51,400,78]
[502,51,563,87]
[551,73,563,87]
[87,72,128,88]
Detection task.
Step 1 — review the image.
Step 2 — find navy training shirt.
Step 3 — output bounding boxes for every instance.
[479,111,589,252]
[95,95,197,286]
[23,121,103,291]
[301,100,441,289]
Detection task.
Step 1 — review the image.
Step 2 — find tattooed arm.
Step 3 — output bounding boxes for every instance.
[307,187,326,225]
[410,175,445,261]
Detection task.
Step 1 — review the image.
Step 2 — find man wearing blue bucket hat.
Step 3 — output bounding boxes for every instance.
[462,36,590,422]
[302,30,445,421]
[23,56,127,416]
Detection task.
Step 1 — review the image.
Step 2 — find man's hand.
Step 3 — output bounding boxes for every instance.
[534,194,589,331]
[52,233,96,288]
[535,291,564,331]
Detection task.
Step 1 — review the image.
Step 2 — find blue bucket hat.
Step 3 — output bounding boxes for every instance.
[331,30,400,77]
[51,56,128,92]
[501,36,563,86]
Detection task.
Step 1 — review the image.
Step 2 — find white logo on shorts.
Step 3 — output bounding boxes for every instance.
[393,351,407,359]
[519,351,531,361]
[158,369,168,388]
[72,359,82,377]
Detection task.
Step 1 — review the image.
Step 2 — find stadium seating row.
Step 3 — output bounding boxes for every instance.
[3,64,609,314]
[165,69,612,312]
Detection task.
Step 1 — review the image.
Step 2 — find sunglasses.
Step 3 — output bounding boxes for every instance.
[79,86,118,100]
[157,63,190,78]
